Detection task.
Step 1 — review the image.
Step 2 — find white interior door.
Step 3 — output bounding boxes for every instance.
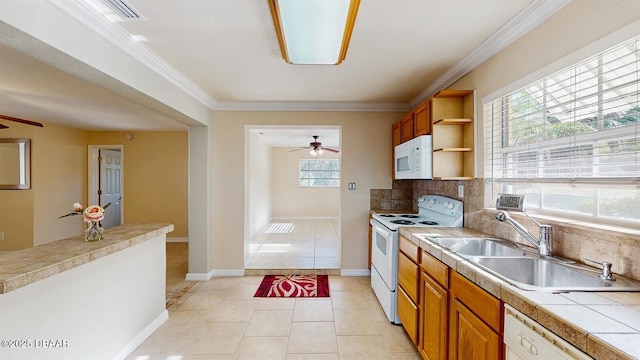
[100,149,122,229]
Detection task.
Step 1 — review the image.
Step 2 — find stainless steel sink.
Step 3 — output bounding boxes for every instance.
[428,237,535,257]
[470,257,640,292]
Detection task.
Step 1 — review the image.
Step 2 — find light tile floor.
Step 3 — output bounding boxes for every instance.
[127,241,421,359]
[246,219,341,270]
[128,276,421,360]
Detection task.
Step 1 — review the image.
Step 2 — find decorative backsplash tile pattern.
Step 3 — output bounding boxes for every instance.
[371,179,640,282]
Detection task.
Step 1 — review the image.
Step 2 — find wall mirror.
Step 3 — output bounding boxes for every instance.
[0,138,31,190]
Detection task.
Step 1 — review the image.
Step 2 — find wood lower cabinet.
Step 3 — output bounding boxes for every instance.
[397,235,420,345]
[449,299,500,360]
[420,270,448,360]
[449,272,502,360]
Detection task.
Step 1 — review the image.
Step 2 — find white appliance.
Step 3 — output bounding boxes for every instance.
[504,304,593,360]
[394,135,432,179]
[370,195,463,324]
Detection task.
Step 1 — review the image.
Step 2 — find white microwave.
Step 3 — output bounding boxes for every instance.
[394,135,432,179]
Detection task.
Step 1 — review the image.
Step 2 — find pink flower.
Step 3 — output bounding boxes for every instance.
[73,203,84,212]
[83,205,105,223]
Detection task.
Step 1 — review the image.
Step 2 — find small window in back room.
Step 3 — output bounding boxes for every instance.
[299,158,340,188]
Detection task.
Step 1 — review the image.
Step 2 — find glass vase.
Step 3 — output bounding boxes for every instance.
[85,221,104,242]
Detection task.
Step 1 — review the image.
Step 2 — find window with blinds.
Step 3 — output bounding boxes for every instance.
[299,158,340,187]
[484,35,640,224]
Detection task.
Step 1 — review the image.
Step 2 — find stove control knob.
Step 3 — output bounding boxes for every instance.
[447,202,454,210]
[441,202,448,208]
[428,199,436,205]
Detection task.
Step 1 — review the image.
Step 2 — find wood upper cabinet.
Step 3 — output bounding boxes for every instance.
[448,272,502,360]
[413,100,431,136]
[392,121,402,148]
[400,113,415,143]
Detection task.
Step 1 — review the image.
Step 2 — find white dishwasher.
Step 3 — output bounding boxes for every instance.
[504,304,594,360]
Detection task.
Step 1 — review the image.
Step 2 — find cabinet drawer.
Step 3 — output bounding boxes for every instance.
[420,251,448,288]
[397,286,418,345]
[450,272,502,333]
[398,251,419,301]
[399,235,419,262]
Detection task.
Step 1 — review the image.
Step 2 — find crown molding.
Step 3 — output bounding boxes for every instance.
[50,0,218,110]
[213,101,410,112]
[409,0,573,108]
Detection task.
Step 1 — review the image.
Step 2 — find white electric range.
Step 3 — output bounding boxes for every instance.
[370,195,464,324]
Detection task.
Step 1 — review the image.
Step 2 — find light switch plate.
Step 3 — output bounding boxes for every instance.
[457,185,464,198]
[0,232,4,241]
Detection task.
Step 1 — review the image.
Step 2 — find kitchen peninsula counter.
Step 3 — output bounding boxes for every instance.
[0,223,173,360]
[0,223,173,294]
[399,226,640,360]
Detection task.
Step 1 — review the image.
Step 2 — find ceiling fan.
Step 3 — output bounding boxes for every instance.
[291,135,339,156]
[0,114,44,129]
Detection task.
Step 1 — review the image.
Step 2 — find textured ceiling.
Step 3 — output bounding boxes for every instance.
[0,0,570,142]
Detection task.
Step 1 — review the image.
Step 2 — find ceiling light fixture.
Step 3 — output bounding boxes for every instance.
[268,0,360,65]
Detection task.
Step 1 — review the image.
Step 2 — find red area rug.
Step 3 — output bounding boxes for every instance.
[254,275,330,298]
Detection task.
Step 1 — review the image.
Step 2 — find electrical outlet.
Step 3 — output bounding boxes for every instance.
[458,185,464,198]
[0,232,4,241]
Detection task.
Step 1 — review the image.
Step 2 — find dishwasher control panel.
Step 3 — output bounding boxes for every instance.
[504,305,594,360]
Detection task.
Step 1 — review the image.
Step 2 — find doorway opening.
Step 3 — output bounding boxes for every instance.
[244,126,341,272]
[88,145,123,228]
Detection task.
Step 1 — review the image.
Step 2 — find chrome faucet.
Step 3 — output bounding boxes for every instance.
[495,211,552,256]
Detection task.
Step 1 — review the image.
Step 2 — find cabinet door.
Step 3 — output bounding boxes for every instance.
[398,251,419,301]
[398,286,418,345]
[449,299,500,360]
[414,100,431,136]
[420,272,448,360]
[392,121,402,148]
[401,113,415,142]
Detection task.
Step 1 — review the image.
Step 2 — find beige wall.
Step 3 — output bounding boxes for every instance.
[87,131,189,237]
[212,111,397,272]
[438,0,640,279]
[0,126,188,251]
[0,122,86,250]
[451,0,640,179]
[248,131,272,235]
[271,147,340,218]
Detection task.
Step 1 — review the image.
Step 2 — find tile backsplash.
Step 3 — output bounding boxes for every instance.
[371,178,640,282]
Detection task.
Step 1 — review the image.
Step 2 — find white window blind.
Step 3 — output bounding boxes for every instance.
[484,35,640,223]
[299,158,339,187]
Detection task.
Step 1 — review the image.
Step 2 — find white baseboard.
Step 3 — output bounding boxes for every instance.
[340,269,371,276]
[166,237,188,243]
[185,268,245,280]
[271,216,339,220]
[211,269,245,277]
[111,309,168,360]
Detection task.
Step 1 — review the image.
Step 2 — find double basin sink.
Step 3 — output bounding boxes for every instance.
[422,236,640,292]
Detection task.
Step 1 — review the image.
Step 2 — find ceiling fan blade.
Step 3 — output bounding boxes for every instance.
[288,147,308,152]
[323,148,340,153]
[0,114,44,127]
[0,123,8,129]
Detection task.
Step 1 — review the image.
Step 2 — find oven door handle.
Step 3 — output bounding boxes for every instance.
[370,219,393,238]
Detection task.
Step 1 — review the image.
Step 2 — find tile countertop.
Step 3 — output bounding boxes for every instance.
[0,223,174,294]
[398,226,640,360]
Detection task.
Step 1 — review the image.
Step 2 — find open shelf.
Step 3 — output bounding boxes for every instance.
[433,176,474,180]
[433,118,472,125]
[434,147,472,152]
